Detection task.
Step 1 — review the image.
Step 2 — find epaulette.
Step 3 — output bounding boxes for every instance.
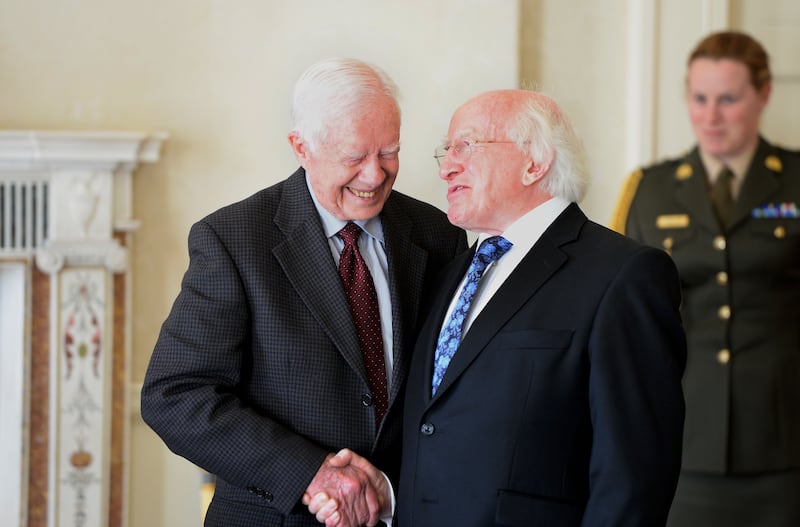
[609,168,644,234]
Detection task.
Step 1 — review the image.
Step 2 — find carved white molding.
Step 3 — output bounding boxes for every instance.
[0,130,167,172]
[0,130,167,271]
[36,240,129,274]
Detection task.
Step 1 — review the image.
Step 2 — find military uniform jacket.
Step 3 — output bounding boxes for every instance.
[140,168,467,527]
[611,137,800,474]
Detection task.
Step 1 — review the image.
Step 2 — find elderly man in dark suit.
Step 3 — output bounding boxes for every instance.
[390,89,686,526]
[140,57,466,527]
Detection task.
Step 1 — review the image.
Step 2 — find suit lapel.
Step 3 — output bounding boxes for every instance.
[429,204,581,403]
[381,196,428,405]
[271,169,368,383]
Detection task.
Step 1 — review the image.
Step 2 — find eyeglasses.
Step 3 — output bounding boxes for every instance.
[433,139,519,167]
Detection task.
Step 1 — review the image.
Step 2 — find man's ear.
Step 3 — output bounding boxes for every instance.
[288,131,309,164]
[522,151,553,186]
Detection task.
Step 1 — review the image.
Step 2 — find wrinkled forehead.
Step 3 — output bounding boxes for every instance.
[448,99,508,140]
[325,97,400,131]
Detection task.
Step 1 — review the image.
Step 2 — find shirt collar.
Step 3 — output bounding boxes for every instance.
[304,172,385,243]
[700,142,758,184]
[477,196,571,253]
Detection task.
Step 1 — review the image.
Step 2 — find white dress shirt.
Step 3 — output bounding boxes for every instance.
[442,196,571,339]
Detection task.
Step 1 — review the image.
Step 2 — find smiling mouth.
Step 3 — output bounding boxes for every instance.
[348,187,378,199]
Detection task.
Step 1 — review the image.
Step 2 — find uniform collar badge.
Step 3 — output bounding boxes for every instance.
[765,155,783,172]
[675,163,693,180]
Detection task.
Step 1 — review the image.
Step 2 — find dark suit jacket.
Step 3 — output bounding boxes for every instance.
[613,138,800,474]
[141,168,466,527]
[398,204,686,527]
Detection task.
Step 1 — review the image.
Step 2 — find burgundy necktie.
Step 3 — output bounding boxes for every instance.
[337,222,388,425]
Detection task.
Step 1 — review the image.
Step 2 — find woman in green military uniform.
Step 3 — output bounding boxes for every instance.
[612,31,800,527]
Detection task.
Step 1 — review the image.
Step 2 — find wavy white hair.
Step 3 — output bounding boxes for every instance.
[290,58,401,152]
[507,93,589,203]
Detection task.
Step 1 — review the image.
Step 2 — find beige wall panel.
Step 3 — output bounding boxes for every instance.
[520,0,628,224]
[732,0,800,147]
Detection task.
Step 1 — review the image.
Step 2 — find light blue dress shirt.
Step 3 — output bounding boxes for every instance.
[305,174,394,389]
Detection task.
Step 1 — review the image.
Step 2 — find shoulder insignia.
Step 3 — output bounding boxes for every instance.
[765,155,783,172]
[675,163,693,180]
[609,169,644,234]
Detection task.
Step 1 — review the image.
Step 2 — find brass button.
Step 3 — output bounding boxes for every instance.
[662,237,674,251]
[774,226,786,239]
[717,349,730,364]
[713,236,727,251]
[716,271,728,285]
[718,305,731,320]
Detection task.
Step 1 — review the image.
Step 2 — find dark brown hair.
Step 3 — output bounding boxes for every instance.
[688,31,771,89]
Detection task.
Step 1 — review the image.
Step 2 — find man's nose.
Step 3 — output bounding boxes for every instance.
[361,156,386,184]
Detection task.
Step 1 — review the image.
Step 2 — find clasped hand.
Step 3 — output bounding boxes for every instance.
[303,449,391,527]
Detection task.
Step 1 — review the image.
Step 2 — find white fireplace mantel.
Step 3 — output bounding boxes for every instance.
[0,130,166,170]
[0,130,168,271]
[0,130,166,527]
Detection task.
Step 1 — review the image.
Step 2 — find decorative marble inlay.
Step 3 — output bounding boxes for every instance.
[57,269,108,527]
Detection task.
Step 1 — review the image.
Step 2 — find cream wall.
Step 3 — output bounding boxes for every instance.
[3,0,798,525]
[520,0,629,224]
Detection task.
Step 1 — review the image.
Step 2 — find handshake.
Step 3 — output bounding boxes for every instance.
[303,449,393,527]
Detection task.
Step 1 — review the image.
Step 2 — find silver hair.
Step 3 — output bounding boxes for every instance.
[290,58,401,152]
[507,94,589,203]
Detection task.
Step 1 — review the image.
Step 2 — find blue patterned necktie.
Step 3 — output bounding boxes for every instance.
[431,236,512,395]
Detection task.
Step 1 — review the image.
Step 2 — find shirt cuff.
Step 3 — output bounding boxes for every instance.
[380,471,396,526]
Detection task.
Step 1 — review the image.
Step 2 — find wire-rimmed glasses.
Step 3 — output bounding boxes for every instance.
[433,139,519,166]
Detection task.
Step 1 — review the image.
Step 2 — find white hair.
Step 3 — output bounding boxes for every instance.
[290,58,401,152]
[507,94,589,203]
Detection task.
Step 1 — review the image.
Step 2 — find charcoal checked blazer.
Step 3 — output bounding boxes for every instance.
[397,204,687,527]
[141,168,467,527]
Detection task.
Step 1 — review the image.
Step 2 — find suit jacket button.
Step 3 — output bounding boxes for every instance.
[362,393,374,407]
[420,422,435,435]
[256,488,273,501]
